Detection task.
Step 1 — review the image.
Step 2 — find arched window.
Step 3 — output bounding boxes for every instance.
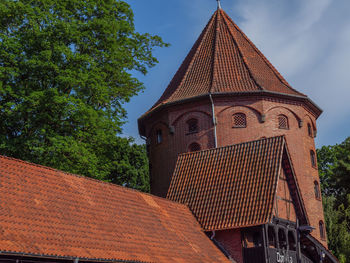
[319,221,325,239]
[156,129,162,144]
[308,123,313,137]
[268,226,276,248]
[278,228,287,250]
[314,181,321,200]
[189,142,201,152]
[288,231,296,251]
[233,113,246,128]
[278,115,289,129]
[310,150,316,167]
[187,118,198,134]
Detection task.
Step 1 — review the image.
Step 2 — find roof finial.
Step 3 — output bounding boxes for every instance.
[217,0,222,9]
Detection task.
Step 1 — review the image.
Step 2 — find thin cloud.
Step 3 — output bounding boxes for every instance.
[226,0,350,146]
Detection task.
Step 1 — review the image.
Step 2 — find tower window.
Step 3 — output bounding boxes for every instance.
[156,129,162,144]
[314,181,321,200]
[278,115,289,129]
[189,142,201,152]
[233,113,246,128]
[319,221,325,239]
[310,150,316,167]
[308,123,313,137]
[187,118,198,134]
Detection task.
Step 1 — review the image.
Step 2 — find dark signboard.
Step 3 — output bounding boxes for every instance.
[268,249,297,263]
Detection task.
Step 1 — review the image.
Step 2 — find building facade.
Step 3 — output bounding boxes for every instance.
[138,7,327,248]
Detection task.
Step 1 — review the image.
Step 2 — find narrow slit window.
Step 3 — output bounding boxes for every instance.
[308,123,313,137]
[156,129,162,144]
[319,221,325,239]
[233,113,246,128]
[310,150,316,167]
[189,142,201,152]
[187,118,198,134]
[314,181,321,200]
[278,115,289,129]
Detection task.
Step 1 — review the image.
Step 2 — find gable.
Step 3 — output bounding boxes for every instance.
[273,164,297,222]
[167,136,285,231]
[273,148,309,225]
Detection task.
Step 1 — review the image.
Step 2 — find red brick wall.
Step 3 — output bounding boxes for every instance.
[141,95,326,246]
[215,229,243,263]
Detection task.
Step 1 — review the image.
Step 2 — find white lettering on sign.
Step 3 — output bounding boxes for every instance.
[277,252,293,263]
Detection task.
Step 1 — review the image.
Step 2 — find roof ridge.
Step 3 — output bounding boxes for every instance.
[219,9,263,91]
[210,10,220,93]
[179,135,285,157]
[0,155,187,207]
[221,10,306,96]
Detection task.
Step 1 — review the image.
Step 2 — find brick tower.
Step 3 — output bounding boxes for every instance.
[138,7,326,246]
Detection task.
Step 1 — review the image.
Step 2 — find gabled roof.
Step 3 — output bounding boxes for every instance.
[0,156,230,263]
[152,9,306,109]
[167,136,307,231]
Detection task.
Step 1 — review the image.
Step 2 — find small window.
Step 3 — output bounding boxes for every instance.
[319,221,325,239]
[314,181,321,200]
[310,150,316,167]
[308,123,313,137]
[187,118,198,134]
[278,115,289,129]
[278,228,287,250]
[156,129,162,144]
[189,142,201,152]
[233,113,246,128]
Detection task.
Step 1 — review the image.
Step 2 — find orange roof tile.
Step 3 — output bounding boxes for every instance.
[167,136,286,231]
[0,156,230,263]
[152,9,305,110]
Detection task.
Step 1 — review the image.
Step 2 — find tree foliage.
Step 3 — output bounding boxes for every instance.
[0,0,166,191]
[317,137,350,262]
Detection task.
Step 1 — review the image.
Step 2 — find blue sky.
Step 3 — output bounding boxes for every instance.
[123,0,350,148]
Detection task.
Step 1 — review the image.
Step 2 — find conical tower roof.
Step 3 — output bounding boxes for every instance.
[154,8,306,107]
[139,8,322,125]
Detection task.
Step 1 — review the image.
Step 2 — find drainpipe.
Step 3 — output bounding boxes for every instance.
[209,93,218,148]
[74,258,79,263]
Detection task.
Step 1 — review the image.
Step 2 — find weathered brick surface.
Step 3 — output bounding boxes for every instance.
[143,95,326,247]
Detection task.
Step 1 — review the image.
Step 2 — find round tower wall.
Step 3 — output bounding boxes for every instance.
[142,96,326,246]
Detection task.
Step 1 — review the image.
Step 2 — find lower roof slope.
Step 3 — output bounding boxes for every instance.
[167,136,285,231]
[0,156,230,263]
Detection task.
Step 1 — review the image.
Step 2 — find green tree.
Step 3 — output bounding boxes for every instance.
[318,137,350,197]
[318,137,350,262]
[0,0,166,190]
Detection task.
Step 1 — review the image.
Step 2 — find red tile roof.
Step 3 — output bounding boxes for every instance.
[153,9,305,109]
[0,156,230,263]
[167,136,286,231]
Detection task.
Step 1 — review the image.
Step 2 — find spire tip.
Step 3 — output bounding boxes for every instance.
[217,0,222,9]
